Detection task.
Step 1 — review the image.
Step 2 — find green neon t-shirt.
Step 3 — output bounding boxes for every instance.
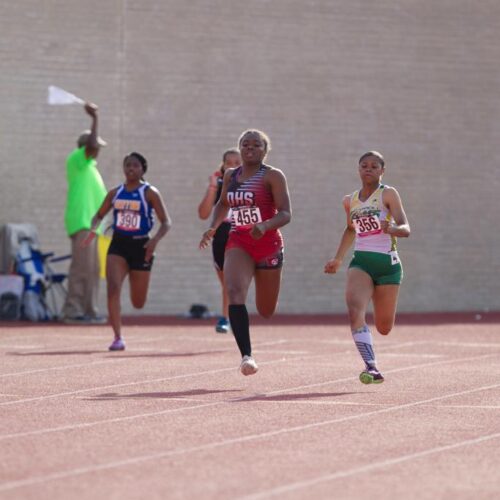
[64,147,107,236]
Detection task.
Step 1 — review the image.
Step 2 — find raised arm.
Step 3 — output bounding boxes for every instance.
[198,171,221,220]
[83,102,100,159]
[199,169,232,249]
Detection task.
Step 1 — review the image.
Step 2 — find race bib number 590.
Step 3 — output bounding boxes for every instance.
[116,210,141,231]
[233,207,262,227]
[353,215,381,236]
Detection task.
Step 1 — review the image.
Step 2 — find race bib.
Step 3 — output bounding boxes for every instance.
[389,251,401,265]
[233,206,262,227]
[116,210,141,231]
[353,215,382,237]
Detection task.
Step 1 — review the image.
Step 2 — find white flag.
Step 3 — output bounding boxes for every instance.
[47,85,84,105]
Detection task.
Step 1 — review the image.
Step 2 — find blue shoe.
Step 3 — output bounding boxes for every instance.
[215,317,229,334]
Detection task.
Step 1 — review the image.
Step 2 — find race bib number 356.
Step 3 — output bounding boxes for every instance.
[116,210,141,231]
[233,207,262,227]
[353,215,382,236]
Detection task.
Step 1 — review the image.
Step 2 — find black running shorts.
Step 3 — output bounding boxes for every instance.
[108,233,154,271]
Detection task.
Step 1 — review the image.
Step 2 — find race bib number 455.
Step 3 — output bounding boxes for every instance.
[353,215,382,236]
[116,210,141,231]
[233,206,262,227]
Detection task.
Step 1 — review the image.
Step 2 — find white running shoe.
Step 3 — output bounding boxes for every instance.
[240,355,258,376]
[108,338,126,351]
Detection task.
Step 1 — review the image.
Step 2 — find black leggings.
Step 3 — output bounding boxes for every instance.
[212,222,231,271]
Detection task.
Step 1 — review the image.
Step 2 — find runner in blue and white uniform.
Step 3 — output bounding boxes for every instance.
[325,151,410,384]
[84,152,172,351]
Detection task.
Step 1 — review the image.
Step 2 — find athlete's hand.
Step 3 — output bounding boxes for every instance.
[380,220,395,234]
[143,239,157,262]
[80,231,96,248]
[208,171,221,188]
[324,258,342,274]
[250,222,267,240]
[199,228,216,249]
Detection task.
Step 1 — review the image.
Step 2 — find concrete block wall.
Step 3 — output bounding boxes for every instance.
[1,0,499,315]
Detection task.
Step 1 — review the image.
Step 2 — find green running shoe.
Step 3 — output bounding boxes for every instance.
[359,368,384,384]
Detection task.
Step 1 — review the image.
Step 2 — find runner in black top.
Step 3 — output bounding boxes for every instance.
[198,148,241,333]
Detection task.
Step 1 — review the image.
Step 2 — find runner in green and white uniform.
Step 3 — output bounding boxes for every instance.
[349,184,402,286]
[325,151,410,384]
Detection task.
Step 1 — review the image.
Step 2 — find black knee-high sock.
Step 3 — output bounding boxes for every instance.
[228,304,251,357]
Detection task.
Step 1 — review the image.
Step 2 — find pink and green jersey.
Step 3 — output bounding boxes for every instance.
[349,184,397,254]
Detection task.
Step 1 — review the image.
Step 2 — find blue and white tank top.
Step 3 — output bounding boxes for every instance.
[112,183,154,237]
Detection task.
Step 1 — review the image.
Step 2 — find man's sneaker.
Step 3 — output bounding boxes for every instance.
[63,315,92,324]
[89,315,107,324]
[240,355,258,376]
[215,317,230,334]
[359,367,384,384]
[108,338,126,351]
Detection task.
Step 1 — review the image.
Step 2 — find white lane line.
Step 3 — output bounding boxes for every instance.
[0,355,318,407]
[1,381,499,492]
[381,353,444,359]
[240,431,500,499]
[249,400,390,407]
[0,338,286,378]
[0,401,223,441]
[0,358,131,378]
[254,350,310,355]
[378,340,431,350]
[0,353,495,442]
[245,400,500,410]
[0,342,238,378]
[435,341,500,348]
[261,353,496,397]
[0,349,493,417]
[0,345,45,349]
[422,404,500,410]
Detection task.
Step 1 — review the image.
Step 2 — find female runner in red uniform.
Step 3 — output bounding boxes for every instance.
[199,130,292,375]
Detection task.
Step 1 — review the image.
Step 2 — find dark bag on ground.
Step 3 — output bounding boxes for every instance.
[0,292,21,320]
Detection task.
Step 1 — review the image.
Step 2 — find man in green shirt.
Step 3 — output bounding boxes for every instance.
[62,102,107,323]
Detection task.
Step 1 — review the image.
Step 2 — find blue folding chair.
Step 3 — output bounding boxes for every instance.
[16,238,70,320]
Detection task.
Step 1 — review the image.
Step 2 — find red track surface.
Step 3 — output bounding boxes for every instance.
[1,314,499,499]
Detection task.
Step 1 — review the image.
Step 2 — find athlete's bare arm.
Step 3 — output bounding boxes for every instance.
[324,195,356,274]
[381,187,410,237]
[80,188,117,247]
[199,169,232,249]
[198,171,221,220]
[144,186,172,261]
[250,168,291,240]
